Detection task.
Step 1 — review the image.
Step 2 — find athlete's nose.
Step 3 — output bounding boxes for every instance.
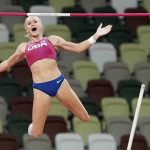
[31,23,35,26]
[30,21,35,26]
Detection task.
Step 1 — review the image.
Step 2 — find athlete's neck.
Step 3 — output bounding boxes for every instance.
[30,35,43,42]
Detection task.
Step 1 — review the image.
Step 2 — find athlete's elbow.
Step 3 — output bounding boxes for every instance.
[73,44,83,53]
[76,45,87,53]
[76,48,83,53]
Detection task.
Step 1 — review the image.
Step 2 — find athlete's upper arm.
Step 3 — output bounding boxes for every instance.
[48,35,79,52]
[7,42,26,66]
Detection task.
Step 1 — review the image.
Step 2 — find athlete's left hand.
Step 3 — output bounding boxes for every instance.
[96,23,112,37]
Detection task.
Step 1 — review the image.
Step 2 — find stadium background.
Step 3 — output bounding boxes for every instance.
[0,0,150,150]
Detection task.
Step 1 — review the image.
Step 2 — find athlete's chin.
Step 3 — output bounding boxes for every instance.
[32,33,40,37]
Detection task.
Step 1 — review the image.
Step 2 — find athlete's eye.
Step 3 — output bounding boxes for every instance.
[27,22,31,25]
[33,20,37,23]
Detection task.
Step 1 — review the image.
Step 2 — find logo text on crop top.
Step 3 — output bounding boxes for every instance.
[28,40,48,51]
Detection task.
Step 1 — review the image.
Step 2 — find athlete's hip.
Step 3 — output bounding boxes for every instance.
[32,74,65,97]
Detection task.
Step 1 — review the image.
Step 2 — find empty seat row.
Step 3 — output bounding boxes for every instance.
[72,60,150,92]
[1,131,150,150]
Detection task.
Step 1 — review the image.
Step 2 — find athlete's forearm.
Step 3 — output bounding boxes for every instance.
[0,60,9,72]
[77,32,99,51]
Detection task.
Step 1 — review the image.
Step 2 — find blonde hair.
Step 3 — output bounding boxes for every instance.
[24,16,43,38]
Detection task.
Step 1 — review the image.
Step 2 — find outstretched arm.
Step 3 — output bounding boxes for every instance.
[0,43,26,72]
[49,23,112,53]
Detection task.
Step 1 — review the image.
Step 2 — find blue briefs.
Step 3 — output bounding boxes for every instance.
[33,74,65,97]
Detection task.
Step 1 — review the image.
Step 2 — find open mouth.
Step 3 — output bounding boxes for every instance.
[32,27,37,32]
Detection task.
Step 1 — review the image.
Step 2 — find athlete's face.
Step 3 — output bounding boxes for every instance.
[25,16,43,37]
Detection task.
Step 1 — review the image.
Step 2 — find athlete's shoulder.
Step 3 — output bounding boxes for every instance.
[47,35,59,46]
[17,42,27,53]
[48,35,65,46]
[48,35,60,39]
[48,35,64,41]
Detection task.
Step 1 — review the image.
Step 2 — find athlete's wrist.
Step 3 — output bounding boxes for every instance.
[88,36,96,45]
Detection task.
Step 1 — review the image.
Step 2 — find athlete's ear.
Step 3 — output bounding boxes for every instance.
[24,16,31,32]
[24,17,28,30]
[24,23,29,34]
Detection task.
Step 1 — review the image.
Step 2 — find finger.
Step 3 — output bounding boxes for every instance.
[104,25,112,29]
[109,25,113,28]
[99,23,102,28]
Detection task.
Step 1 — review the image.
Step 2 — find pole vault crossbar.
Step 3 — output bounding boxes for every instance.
[0,12,150,17]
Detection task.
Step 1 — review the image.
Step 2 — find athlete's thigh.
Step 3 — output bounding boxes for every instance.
[32,89,51,131]
[56,79,86,113]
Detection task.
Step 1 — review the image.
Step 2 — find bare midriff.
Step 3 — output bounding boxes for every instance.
[30,58,61,83]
